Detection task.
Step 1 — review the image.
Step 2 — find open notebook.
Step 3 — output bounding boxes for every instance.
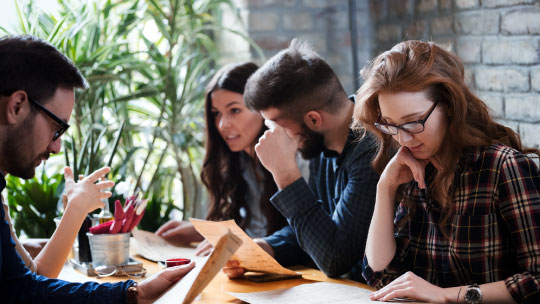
[154,229,242,304]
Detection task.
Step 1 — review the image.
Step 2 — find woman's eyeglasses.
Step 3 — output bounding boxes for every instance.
[375,101,439,135]
[29,98,70,141]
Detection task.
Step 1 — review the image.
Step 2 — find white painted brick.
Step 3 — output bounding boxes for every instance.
[283,12,313,30]
[388,0,411,16]
[502,9,540,35]
[417,0,436,12]
[455,11,499,35]
[497,119,520,134]
[482,38,539,64]
[302,0,339,8]
[376,24,402,42]
[477,92,504,118]
[247,0,296,7]
[456,38,481,63]
[431,15,453,35]
[248,12,279,31]
[519,122,540,148]
[456,0,479,9]
[315,10,348,30]
[475,68,529,92]
[464,66,474,86]
[482,0,534,8]
[505,95,540,122]
[532,67,540,92]
[296,33,327,53]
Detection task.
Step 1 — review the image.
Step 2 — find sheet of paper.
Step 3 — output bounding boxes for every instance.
[190,218,297,275]
[132,229,196,262]
[228,282,375,304]
[155,229,242,304]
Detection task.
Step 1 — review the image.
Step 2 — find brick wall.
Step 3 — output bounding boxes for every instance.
[238,0,373,94]
[370,0,540,148]
[234,0,540,148]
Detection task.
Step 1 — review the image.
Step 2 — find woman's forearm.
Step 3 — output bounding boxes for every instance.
[444,281,515,303]
[365,182,398,272]
[34,206,87,278]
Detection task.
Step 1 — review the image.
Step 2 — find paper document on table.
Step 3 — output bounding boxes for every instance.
[155,229,242,304]
[190,218,297,275]
[229,282,375,304]
[132,229,196,262]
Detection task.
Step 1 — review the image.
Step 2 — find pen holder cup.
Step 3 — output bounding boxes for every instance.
[87,232,130,267]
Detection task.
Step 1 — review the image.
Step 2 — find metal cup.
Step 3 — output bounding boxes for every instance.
[87,232,130,266]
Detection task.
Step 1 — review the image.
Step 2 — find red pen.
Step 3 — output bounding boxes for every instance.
[121,204,135,233]
[89,220,114,234]
[128,199,148,232]
[109,200,125,234]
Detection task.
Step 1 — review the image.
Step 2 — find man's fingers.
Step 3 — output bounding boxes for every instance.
[95,180,115,190]
[222,266,245,279]
[225,259,239,268]
[85,166,111,182]
[64,166,74,183]
[98,191,113,199]
[162,262,195,282]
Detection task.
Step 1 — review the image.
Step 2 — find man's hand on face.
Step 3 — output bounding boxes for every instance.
[255,122,302,189]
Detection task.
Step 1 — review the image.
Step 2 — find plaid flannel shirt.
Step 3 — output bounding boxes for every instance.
[362,144,540,303]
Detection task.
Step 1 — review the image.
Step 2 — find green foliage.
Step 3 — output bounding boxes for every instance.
[2,0,260,232]
[6,169,64,238]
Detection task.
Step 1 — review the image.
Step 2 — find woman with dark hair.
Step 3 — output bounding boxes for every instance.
[353,40,540,303]
[156,62,289,251]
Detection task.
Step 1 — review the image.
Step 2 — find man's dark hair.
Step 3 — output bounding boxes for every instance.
[0,35,86,104]
[244,39,347,120]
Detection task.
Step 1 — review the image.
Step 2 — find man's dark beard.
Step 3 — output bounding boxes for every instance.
[298,123,325,159]
[2,113,46,179]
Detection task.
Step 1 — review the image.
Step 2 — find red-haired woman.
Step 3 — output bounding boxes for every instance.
[354,40,540,303]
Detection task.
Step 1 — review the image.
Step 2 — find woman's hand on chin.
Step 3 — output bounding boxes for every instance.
[379,146,429,190]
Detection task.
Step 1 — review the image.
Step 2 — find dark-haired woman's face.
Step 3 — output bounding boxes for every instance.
[211,89,263,156]
[378,90,448,160]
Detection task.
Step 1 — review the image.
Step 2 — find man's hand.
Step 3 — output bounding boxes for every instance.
[222,239,274,279]
[155,220,204,246]
[63,166,114,217]
[137,262,195,304]
[255,123,301,189]
[195,239,213,256]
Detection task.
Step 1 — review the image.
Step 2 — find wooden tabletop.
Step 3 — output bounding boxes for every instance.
[58,248,375,303]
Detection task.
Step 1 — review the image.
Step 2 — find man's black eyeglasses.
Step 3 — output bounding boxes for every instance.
[374,101,439,135]
[29,98,70,141]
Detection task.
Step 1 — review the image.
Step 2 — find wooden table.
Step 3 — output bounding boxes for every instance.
[58,247,375,303]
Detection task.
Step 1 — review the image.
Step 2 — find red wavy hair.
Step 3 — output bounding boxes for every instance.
[352,40,539,231]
